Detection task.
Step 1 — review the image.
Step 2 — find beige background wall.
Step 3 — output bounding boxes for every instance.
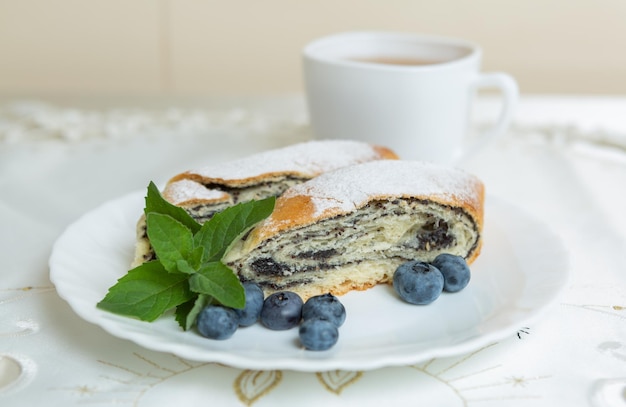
[1,0,625,96]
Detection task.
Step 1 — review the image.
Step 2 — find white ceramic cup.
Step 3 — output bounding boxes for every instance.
[303,31,519,164]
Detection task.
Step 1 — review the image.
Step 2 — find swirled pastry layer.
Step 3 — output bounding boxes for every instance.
[224,160,484,300]
[132,140,397,266]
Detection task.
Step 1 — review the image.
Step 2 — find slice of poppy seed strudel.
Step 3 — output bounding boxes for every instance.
[223,160,484,300]
[131,140,398,266]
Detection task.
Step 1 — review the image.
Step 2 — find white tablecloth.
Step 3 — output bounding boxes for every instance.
[1,95,625,406]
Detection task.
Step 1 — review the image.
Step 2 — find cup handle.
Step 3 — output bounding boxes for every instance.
[460,72,519,162]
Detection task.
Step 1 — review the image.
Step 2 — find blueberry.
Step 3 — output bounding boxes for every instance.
[234,282,265,327]
[393,261,444,305]
[196,305,239,340]
[302,293,346,327]
[260,291,303,330]
[299,318,339,351]
[432,254,471,293]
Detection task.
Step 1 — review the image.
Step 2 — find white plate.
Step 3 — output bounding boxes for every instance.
[50,191,569,372]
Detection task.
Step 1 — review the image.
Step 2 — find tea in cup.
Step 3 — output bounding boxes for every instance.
[302,31,518,164]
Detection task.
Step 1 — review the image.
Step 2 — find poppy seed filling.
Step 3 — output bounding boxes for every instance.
[227,198,479,292]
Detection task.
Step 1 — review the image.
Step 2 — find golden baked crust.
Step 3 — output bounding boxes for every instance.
[225,160,484,299]
[161,140,398,208]
[168,144,397,187]
[132,140,398,267]
[242,161,484,260]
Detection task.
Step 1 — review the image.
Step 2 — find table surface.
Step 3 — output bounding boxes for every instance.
[1,95,625,406]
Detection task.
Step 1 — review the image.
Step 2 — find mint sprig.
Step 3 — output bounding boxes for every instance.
[97,181,275,329]
[96,260,193,321]
[145,181,201,233]
[146,212,197,272]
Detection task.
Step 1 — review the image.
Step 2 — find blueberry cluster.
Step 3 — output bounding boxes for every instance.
[196,282,265,340]
[299,293,345,351]
[196,253,468,345]
[392,253,471,305]
[196,284,346,351]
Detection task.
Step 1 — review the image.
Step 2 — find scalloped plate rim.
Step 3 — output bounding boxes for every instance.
[49,190,569,372]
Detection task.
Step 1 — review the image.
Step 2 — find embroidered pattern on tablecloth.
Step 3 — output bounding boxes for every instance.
[2,102,625,406]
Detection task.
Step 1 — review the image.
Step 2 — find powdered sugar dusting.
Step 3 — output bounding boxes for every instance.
[183,140,391,182]
[280,160,483,218]
[163,179,229,205]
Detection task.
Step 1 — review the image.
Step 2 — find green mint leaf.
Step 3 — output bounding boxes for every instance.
[145,181,200,234]
[175,294,212,331]
[194,196,275,263]
[188,246,204,269]
[146,213,194,273]
[99,186,276,325]
[186,295,211,329]
[174,298,196,329]
[176,259,196,275]
[97,261,193,321]
[188,262,245,309]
